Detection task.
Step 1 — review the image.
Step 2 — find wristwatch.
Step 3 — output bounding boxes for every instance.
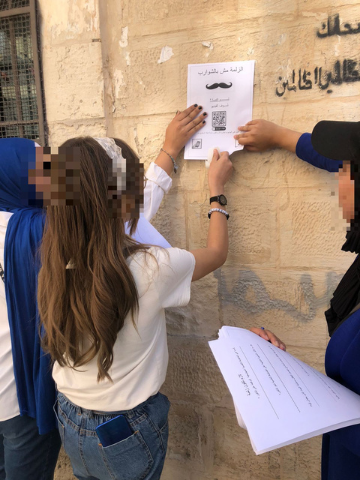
[210,194,227,206]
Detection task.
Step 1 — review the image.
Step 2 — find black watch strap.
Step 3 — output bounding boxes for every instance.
[210,194,227,206]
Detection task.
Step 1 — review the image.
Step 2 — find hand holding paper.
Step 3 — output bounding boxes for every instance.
[210,327,360,455]
[163,104,206,158]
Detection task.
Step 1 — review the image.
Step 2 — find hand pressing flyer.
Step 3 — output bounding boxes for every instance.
[185,61,255,160]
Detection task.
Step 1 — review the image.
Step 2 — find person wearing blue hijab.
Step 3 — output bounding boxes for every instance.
[0,138,61,480]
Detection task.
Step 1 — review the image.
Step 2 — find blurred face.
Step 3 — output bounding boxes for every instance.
[28,148,80,206]
[338,161,355,223]
[29,145,142,218]
[28,148,52,194]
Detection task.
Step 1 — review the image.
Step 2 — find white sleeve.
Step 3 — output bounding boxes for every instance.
[143,162,172,221]
[153,248,195,309]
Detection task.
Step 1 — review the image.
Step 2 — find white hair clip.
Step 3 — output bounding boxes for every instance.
[65,260,76,270]
[94,137,127,191]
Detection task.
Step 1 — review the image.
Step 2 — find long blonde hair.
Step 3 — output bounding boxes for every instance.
[38,137,145,381]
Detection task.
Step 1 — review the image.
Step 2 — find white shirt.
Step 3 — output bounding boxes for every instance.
[0,162,174,421]
[143,162,172,222]
[53,247,195,411]
[0,212,20,421]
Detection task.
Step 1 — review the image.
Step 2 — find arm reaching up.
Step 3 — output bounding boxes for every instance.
[191,149,233,281]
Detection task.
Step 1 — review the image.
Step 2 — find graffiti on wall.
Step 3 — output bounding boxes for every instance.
[317,14,360,38]
[276,59,360,97]
[215,269,343,324]
[275,14,360,96]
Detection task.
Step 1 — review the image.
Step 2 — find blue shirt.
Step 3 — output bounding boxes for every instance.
[322,310,360,479]
[296,133,342,173]
[295,134,359,477]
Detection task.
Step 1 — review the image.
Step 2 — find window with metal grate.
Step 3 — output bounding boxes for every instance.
[0,0,45,144]
[0,1,30,10]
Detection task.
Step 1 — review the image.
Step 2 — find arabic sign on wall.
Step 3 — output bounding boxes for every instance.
[275,14,360,97]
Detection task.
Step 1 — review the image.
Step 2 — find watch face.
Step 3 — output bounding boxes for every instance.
[219,194,227,206]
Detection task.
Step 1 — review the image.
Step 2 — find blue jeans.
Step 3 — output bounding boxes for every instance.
[0,414,61,480]
[56,392,170,480]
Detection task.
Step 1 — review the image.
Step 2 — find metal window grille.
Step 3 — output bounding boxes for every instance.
[0,0,45,144]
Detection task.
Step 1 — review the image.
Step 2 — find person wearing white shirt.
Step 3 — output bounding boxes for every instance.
[34,104,232,480]
[37,105,284,480]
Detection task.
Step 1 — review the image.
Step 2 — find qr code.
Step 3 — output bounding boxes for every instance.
[212,111,226,131]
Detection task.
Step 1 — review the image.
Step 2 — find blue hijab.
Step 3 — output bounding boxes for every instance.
[0,138,56,435]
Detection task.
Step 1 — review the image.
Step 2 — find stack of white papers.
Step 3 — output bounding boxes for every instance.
[209,327,360,454]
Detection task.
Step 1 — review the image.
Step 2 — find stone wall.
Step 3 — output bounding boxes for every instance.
[36,1,360,479]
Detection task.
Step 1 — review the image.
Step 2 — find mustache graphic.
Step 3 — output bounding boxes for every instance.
[206,82,233,89]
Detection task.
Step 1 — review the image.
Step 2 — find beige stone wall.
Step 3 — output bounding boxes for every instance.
[37,1,360,479]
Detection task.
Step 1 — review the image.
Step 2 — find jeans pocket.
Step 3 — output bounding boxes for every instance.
[99,430,154,480]
[161,395,171,429]
[159,419,169,453]
[53,402,65,447]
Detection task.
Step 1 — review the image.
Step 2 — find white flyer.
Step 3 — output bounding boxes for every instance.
[209,327,360,455]
[185,61,255,160]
